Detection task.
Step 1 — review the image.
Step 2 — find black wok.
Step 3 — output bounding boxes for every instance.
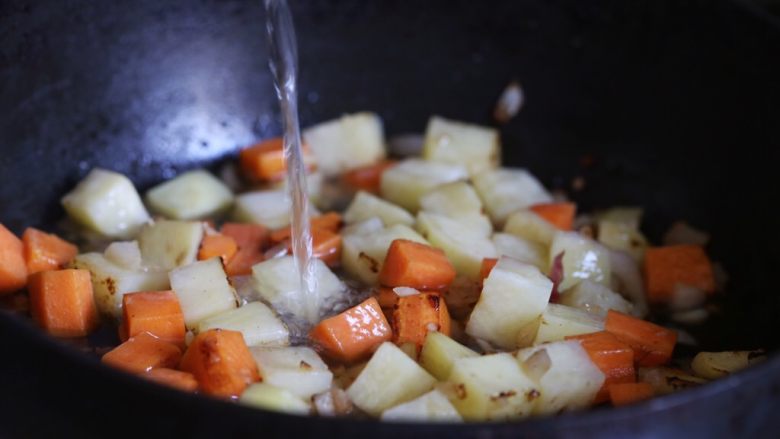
[1,0,779,437]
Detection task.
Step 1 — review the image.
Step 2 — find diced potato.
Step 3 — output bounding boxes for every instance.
[61,168,150,238]
[466,257,552,349]
[252,256,345,324]
[638,367,706,395]
[381,389,463,422]
[492,233,547,271]
[240,383,311,415]
[595,207,643,230]
[103,240,142,271]
[549,231,611,291]
[341,217,384,237]
[137,220,203,271]
[145,170,233,221]
[533,304,605,344]
[559,279,634,317]
[341,224,427,285]
[598,220,648,262]
[517,341,604,415]
[302,112,386,176]
[419,331,479,380]
[233,189,319,229]
[346,342,436,417]
[195,302,289,347]
[343,191,414,227]
[71,253,169,318]
[472,168,552,226]
[420,182,493,237]
[447,353,538,421]
[169,257,239,328]
[251,346,333,399]
[380,159,468,212]
[422,116,499,176]
[503,209,558,247]
[416,212,497,280]
[691,351,765,380]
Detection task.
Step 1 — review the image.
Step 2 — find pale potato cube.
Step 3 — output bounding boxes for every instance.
[251,346,333,399]
[492,232,547,271]
[550,231,611,291]
[343,191,414,227]
[145,169,233,220]
[448,353,538,421]
[381,389,463,422]
[252,256,345,324]
[419,331,479,381]
[169,257,238,328]
[103,240,142,271]
[195,302,289,347]
[233,189,319,229]
[61,168,150,238]
[504,209,558,246]
[303,112,386,176]
[466,257,552,349]
[340,217,384,237]
[341,224,427,285]
[240,383,310,415]
[71,252,169,318]
[137,220,203,271]
[346,342,436,417]
[517,341,604,415]
[416,212,497,280]
[380,159,468,212]
[472,168,552,226]
[420,181,493,237]
[559,279,634,317]
[422,116,499,176]
[533,304,605,344]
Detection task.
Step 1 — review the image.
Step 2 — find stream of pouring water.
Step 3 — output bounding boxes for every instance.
[265,0,319,325]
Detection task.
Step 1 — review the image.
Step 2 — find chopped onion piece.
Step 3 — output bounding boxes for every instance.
[663,221,710,246]
[393,287,420,297]
[607,249,648,317]
[493,81,524,123]
[669,284,706,312]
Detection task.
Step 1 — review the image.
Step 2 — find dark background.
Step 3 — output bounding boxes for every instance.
[1,0,780,437]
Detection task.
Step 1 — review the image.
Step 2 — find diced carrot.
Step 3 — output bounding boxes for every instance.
[179,329,260,398]
[102,332,182,373]
[0,224,27,295]
[605,310,677,367]
[378,239,456,291]
[268,212,343,244]
[122,291,186,346]
[342,160,397,194]
[239,137,315,182]
[392,292,451,350]
[221,223,268,276]
[608,382,654,406]
[141,368,198,392]
[22,227,78,275]
[479,258,498,285]
[567,331,635,403]
[375,287,399,309]
[28,269,98,337]
[643,245,715,303]
[198,234,238,263]
[309,297,392,363]
[530,202,576,231]
[270,228,342,268]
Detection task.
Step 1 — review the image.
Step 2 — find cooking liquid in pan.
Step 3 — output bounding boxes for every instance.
[264,0,319,325]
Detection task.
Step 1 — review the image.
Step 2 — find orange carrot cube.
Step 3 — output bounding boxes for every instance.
[342,160,397,194]
[309,297,392,363]
[122,290,186,346]
[567,331,635,403]
[605,310,677,367]
[28,269,98,337]
[179,329,260,398]
[102,332,182,373]
[0,224,27,295]
[392,292,451,349]
[141,368,198,392]
[530,202,577,231]
[239,137,315,182]
[198,234,238,263]
[609,382,654,406]
[643,244,715,303]
[378,239,456,291]
[22,227,78,275]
